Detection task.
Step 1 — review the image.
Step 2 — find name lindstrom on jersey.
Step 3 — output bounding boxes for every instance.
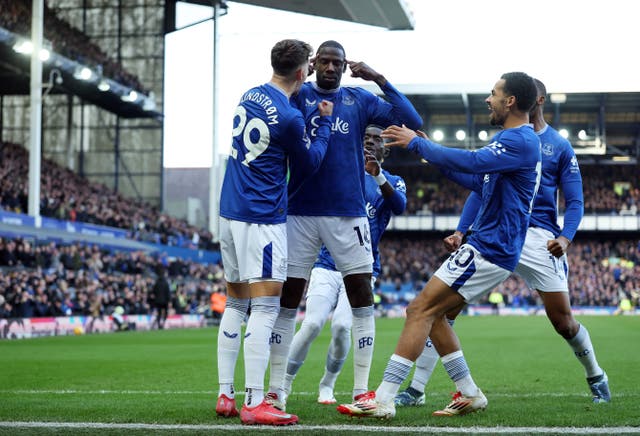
[240,91,279,125]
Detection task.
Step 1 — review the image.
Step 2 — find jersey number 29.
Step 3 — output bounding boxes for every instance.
[230,105,270,167]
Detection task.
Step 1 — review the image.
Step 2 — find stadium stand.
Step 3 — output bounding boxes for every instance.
[0,2,637,338]
[375,236,639,312]
[2,233,636,320]
[0,142,215,250]
[0,236,225,320]
[386,163,640,216]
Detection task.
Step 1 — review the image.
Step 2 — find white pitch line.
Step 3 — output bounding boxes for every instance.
[1,422,639,434]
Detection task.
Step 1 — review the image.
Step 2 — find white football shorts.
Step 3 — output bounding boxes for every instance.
[434,243,511,302]
[515,226,569,293]
[219,217,287,283]
[287,215,373,280]
[305,266,353,331]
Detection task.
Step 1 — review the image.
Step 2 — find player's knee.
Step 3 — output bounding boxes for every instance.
[301,320,322,338]
[405,299,436,322]
[331,322,351,339]
[344,274,373,307]
[281,278,307,308]
[552,316,579,339]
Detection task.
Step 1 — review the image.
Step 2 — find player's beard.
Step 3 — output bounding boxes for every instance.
[489,108,505,126]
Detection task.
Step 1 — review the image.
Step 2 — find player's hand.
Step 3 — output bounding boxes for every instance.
[347,60,386,86]
[547,236,570,258]
[364,148,381,176]
[443,231,464,252]
[416,130,429,139]
[318,100,333,117]
[381,125,417,148]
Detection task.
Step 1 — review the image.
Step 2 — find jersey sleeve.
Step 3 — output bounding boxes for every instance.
[558,144,584,241]
[457,191,482,233]
[436,166,484,193]
[407,130,532,174]
[383,173,407,215]
[286,112,332,176]
[365,83,423,130]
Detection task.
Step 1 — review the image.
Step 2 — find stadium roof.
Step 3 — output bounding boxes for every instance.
[0,27,160,119]
[179,0,415,30]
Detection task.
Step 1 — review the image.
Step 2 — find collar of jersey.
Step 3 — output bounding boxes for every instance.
[510,122,534,131]
[535,123,549,136]
[311,81,340,94]
[266,81,288,98]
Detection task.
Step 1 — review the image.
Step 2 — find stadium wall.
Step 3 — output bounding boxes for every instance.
[0,314,206,340]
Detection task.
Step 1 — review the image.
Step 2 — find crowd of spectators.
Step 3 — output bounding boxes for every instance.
[0,237,226,320]
[0,0,147,94]
[2,139,636,251]
[0,142,216,249]
[386,163,640,216]
[1,234,637,320]
[375,236,640,310]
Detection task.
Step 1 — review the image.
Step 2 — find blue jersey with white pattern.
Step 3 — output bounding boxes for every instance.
[314,169,407,277]
[410,125,541,271]
[530,124,583,239]
[457,124,583,241]
[220,83,331,224]
[288,81,421,216]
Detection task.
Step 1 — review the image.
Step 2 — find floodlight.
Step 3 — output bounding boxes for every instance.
[432,129,444,141]
[74,66,93,81]
[39,48,50,61]
[121,90,138,102]
[13,40,32,54]
[455,130,466,141]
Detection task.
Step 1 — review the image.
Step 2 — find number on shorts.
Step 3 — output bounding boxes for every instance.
[230,105,270,166]
[452,246,475,268]
[353,224,371,247]
[353,226,364,246]
[548,254,558,273]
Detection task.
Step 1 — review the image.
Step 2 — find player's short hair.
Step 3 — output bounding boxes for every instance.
[533,78,547,98]
[271,39,313,77]
[501,72,537,112]
[317,40,346,58]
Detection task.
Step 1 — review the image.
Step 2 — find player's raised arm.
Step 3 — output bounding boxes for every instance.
[364,126,406,215]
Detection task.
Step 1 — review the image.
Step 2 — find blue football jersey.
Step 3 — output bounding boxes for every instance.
[220,83,331,224]
[529,124,583,240]
[457,124,583,241]
[288,81,421,217]
[410,124,541,271]
[314,169,407,277]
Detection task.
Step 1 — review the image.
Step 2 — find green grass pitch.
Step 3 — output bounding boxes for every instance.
[1,315,639,434]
